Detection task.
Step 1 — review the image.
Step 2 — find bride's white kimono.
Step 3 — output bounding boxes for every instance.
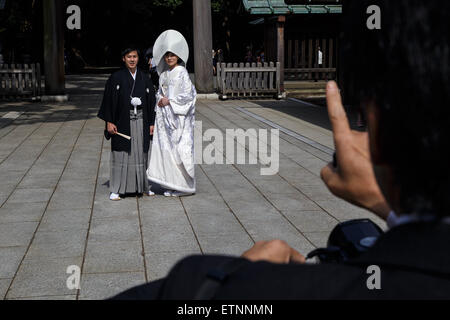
[147,65,197,193]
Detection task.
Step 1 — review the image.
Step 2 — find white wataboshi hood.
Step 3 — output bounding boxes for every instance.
[153,29,189,75]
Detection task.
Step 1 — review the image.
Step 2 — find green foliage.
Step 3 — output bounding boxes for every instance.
[152,0,183,9]
[0,0,35,33]
[151,0,226,13]
[211,0,225,12]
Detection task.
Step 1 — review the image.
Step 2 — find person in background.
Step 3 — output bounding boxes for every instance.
[317,46,323,68]
[216,48,224,64]
[145,46,159,90]
[260,48,265,63]
[256,50,262,63]
[315,46,323,82]
[212,49,217,76]
[244,46,253,63]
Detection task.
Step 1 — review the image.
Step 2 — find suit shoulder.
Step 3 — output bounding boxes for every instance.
[138,68,149,76]
[110,68,128,81]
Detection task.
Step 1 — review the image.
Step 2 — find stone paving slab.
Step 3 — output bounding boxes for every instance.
[38,208,91,233]
[281,210,339,233]
[0,222,38,247]
[26,229,88,259]
[315,199,374,222]
[240,106,333,148]
[0,75,386,300]
[266,193,323,212]
[6,256,83,299]
[303,232,330,248]
[17,175,61,189]
[92,199,139,220]
[0,202,47,224]
[0,183,18,195]
[143,228,201,253]
[0,246,28,279]
[7,188,54,204]
[142,217,194,235]
[83,240,145,274]
[57,179,96,194]
[186,209,247,237]
[0,279,11,299]
[0,124,42,161]
[8,295,77,300]
[47,191,93,211]
[78,272,145,300]
[0,170,28,194]
[0,194,8,207]
[89,217,141,242]
[197,232,254,256]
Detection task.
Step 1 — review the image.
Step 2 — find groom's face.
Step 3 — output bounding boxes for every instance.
[123,51,139,71]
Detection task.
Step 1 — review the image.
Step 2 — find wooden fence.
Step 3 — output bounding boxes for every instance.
[285,67,336,81]
[0,63,42,101]
[216,62,281,99]
[285,36,337,81]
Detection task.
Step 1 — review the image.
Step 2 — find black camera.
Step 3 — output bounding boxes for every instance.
[307,219,384,263]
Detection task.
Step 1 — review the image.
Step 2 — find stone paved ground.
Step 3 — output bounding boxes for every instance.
[0,75,385,300]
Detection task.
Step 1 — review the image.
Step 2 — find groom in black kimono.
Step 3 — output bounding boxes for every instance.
[98,47,156,200]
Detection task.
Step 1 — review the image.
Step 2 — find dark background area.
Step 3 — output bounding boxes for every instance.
[0,0,265,73]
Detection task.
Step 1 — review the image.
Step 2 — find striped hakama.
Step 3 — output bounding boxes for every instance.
[110,109,149,194]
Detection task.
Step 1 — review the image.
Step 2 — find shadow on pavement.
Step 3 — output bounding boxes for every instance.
[250,98,366,132]
[0,74,110,130]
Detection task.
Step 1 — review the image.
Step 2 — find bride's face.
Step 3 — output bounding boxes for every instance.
[164,52,179,69]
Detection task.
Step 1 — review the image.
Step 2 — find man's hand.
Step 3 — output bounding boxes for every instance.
[107,122,118,135]
[320,81,391,220]
[150,125,154,135]
[241,240,305,264]
[158,97,170,107]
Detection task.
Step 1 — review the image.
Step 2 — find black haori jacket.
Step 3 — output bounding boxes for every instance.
[98,68,156,153]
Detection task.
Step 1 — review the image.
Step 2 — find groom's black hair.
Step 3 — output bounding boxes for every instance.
[122,47,140,58]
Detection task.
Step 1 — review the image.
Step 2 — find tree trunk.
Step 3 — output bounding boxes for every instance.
[193,0,214,93]
[43,0,65,95]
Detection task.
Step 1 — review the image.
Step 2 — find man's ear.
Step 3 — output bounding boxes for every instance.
[366,102,386,165]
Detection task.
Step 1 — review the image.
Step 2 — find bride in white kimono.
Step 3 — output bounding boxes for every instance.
[147,30,197,197]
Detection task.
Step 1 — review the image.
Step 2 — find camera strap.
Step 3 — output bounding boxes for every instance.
[193,259,250,300]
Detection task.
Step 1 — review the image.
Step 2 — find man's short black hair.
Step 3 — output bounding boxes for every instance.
[122,47,140,58]
[341,0,450,216]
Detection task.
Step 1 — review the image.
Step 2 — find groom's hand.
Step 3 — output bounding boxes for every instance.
[107,122,118,135]
[150,126,154,135]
